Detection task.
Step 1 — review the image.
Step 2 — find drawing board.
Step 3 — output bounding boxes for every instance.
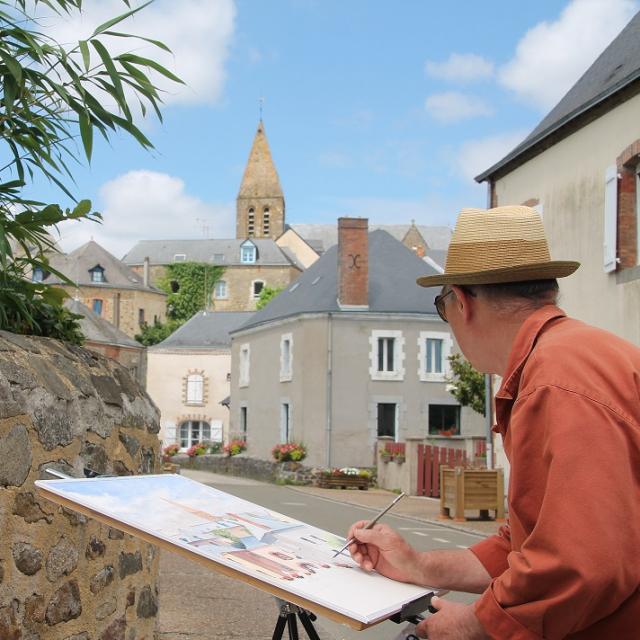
[36,474,434,629]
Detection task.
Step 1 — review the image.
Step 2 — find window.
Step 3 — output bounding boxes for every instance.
[186,373,204,405]
[377,403,397,439]
[418,331,452,381]
[138,308,145,326]
[89,266,105,283]
[428,404,461,436]
[252,280,265,299]
[369,330,404,380]
[173,254,186,262]
[241,241,257,264]
[263,207,270,235]
[215,280,228,299]
[170,280,180,293]
[179,420,211,449]
[280,401,291,443]
[239,344,250,387]
[32,267,44,282]
[213,253,225,263]
[248,208,255,237]
[240,406,248,437]
[280,333,293,381]
[92,299,103,315]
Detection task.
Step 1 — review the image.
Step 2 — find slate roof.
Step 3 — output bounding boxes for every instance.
[476,10,640,181]
[289,223,452,254]
[151,311,254,350]
[46,241,162,292]
[122,238,296,267]
[65,299,141,348]
[235,230,443,332]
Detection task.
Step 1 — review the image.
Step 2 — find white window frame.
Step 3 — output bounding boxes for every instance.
[241,243,256,264]
[214,280,228,299]
[185,373,204,405]
[418,331,452,382]
[369,330,405,381]
[376,401,398,440]
[173,253,186,262]
[280,333,293,382]
[603,165,618,273]
[251,279,265,299]
[239,344,251,387]
[280,400,291,443]
[239,404,248,438]
[179,420,211,450]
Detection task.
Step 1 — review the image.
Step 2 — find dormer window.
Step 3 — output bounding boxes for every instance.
[89,265,105,283]
[240,240,257,264]
[32,267,45,283]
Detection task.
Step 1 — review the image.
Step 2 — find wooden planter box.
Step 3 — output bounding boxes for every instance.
[316,475,369,490]
[440,467,504,522]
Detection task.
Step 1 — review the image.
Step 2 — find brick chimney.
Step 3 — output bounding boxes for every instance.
[337,217,368,309]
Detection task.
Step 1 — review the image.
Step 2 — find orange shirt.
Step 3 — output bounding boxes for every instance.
[470,306,640,639]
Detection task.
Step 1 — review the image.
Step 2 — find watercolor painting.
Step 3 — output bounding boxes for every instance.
[35,474,432,624]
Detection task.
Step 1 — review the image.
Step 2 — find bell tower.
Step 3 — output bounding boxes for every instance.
[236,121,285,240]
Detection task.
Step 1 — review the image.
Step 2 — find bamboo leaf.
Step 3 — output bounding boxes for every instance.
[91,39,127,111]
[79,39,90,71]
[78,110,92,162]
[117,53,184,84]
[91,1,153,37]
[103,30,172,52]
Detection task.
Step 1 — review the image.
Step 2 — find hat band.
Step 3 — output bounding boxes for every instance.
[444,239,551,274]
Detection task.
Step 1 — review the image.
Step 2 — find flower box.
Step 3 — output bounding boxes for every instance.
[316,468,371,490]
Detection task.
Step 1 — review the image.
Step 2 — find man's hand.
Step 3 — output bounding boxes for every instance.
[415,597,489,640]
[346,521,424,585]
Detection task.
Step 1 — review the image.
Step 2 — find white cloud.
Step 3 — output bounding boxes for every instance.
[425,92,493,123]
[425,53,495,82]
[457,130,529,181]
[56,171,235,257]
[499,0,638,110]
[39,0,236,107]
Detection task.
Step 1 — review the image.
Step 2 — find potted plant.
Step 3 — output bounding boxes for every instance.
[379,448,392,463]
[186,442,207,458]
[271,442,307,463]
[224,439,247,457]
[162,444,180,462]
[316,467,371,490]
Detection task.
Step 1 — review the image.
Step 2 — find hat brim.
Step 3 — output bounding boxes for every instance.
[416,260,580,288]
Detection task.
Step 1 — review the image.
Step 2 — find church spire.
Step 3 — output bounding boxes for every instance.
[236,121,285,239]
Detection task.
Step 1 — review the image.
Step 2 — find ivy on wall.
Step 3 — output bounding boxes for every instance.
[446,353,486,416]
[136,262,225,346]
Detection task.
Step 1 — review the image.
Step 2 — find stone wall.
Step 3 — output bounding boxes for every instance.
[0,331,161,640]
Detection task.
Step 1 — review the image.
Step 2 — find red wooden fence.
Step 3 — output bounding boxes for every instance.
[416,445,467,497]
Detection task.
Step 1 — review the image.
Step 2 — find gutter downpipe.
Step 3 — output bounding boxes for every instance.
[325,312,333,468]
[485,179,495,470]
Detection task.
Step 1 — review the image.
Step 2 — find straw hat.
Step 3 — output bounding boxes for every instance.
[417,205,580,287]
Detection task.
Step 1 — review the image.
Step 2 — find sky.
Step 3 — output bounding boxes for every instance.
[25,0,640,257]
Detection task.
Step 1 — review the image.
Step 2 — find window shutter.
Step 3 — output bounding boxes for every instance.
[603,165,618,273]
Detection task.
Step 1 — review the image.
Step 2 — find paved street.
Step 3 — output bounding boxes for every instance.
[157,470,492,640]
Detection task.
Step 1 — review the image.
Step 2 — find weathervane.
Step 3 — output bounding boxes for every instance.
[259,95,264,121]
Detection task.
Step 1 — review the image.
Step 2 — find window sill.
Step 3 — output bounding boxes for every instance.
[279,375,292,383]
[371,372,405,382]
[184,402,205,407]
[420,374,446,383]
[239,382,249,389]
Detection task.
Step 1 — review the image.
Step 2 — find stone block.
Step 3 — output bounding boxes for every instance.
[0,599,20,640]
[13,492,54,524]
[0,424,32,486]
[91,375,123,407]
[80,441,108,475]
[113,367,139,401]
[32,398,75,451]
[45,579,82,626]
[90,565,115,594]
[112,460,132,476]
[136,585,157,619]
[118,432,140,458]
[46,536,79,582]
[108,527,125,540]
[0,375,20,419]
[99,616,126,640]
[24,593,46,624]
[86,536,107,560]
[0,359,37,387]
[118,551,142,579]
[30,356,73,400]
[13,542,43,576]
[96,597,117,621]
[64,634,90,640]
[0,332,41,352]
[52,354,95,397]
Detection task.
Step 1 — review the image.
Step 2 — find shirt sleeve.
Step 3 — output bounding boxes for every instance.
[469,524,511,578]
[474,386,640,640]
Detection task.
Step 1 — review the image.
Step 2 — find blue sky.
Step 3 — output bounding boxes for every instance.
[34,0,638,256]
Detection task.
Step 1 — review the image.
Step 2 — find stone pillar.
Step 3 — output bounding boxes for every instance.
[0,331,161,640]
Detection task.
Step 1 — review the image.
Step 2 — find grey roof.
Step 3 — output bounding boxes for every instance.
[151,311,254,350]
[46,241,162,292]
[235,230,443,332]
[426,249,447,270]
[65,299,141,348]
[290,224,451,254]
[122,238,296,267]
[477,10,640,181]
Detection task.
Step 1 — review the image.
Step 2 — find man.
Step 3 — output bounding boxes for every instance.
[347,206,640,639]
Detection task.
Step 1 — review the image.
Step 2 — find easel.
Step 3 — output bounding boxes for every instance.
[41,468,439,639]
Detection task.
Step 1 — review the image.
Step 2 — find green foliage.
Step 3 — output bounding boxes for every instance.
[256,285,284,310]
[446,353,486,416]
[159,262,225,322]
[0,0,180,340]
[134,317,182,346]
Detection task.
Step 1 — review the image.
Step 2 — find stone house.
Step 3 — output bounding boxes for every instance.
[229,218,484,469]
[475,10,640,345]
[123,122,302,311]
[65,299,147,386]
[41,240,166,339]
[147,310,252,450]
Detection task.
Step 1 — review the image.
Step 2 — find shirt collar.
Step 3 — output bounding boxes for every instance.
[496,305,566,401]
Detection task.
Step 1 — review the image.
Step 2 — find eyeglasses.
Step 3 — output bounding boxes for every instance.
[434,288,454,322]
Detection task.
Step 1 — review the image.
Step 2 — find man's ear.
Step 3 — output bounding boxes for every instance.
[451,285,474,322]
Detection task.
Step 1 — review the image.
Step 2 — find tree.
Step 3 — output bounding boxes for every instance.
[256,285,284,310]
[446,353,486,416]
[135,262,225,345]
[0,0,181,340]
